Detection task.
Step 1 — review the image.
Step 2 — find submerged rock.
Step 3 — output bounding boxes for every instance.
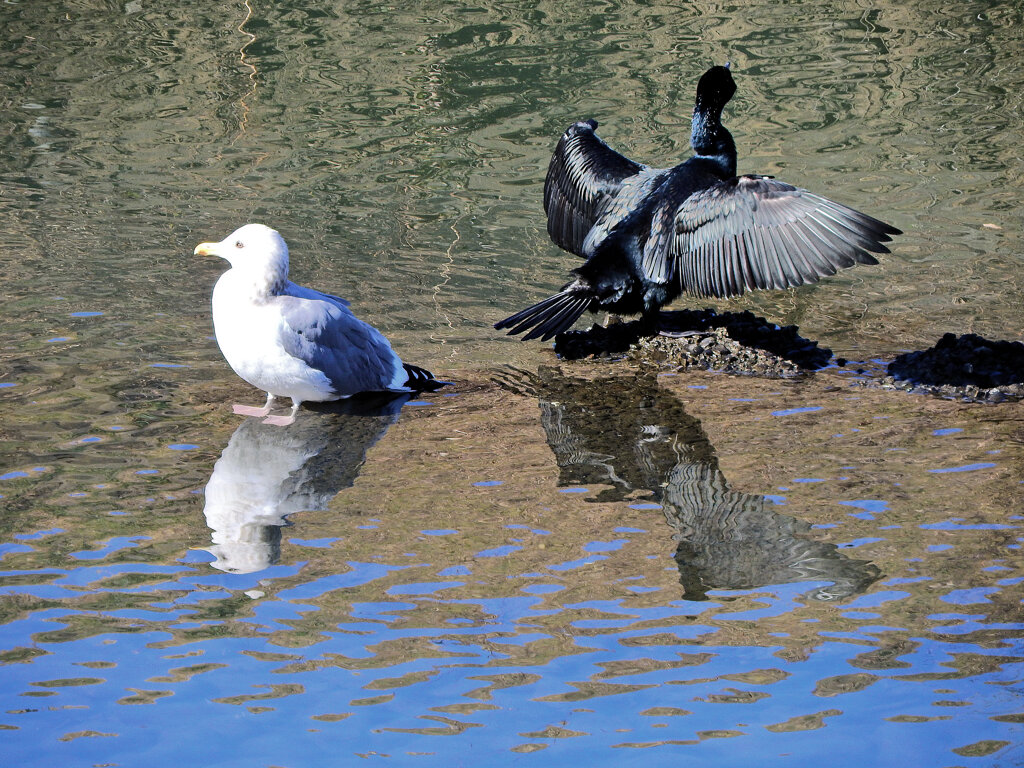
[876,333,1024,403]
[554,309,832,378]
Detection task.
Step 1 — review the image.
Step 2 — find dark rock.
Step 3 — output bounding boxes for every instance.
[869,333,1024,403]
[553,309,833,378]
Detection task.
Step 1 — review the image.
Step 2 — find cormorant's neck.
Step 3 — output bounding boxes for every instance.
[690,108,736,178]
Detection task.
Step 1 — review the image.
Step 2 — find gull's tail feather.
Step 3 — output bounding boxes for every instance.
[494,288,594,342]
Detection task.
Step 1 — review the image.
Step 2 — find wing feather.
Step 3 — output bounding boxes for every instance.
[544,119,645,257]
[275,293,402,395]
[673,175,900,299]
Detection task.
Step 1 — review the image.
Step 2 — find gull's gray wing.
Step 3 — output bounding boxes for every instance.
[274,289,403,396]
[670,175,901,299]
[285,280,349,306]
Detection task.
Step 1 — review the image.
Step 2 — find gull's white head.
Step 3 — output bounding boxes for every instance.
[194,224,290,293]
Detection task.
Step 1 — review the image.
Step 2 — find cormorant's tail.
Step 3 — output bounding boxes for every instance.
[494,289,594,341]
[402,363,446,392]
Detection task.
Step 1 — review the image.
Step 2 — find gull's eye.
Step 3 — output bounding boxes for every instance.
[235,240,244,248]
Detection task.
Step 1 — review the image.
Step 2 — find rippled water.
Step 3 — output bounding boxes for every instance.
[1,1,1022,765]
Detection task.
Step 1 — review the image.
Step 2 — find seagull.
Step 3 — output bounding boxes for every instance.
[495,64,901,341]
[195,224,442,425]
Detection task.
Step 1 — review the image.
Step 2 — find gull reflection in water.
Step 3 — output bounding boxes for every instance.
[203,394,410,573]
[502,367,880,601]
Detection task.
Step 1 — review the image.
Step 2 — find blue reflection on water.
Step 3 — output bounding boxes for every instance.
[838,537,886,549]
[475,545,522,558]
[0,543,34,558]
[548,555,608,571]
[1,559,1022,767]
[279,563,411,600]
[772,406,823,416]
[70,535,150,560]
[928,462,997,473]
[584,539,628,553]
[920,520,1016,530]
[521,583,564,594]
[940,587,1000,605]
[438,565,471,577]
[289,537,337,548]
[839,499,889,520]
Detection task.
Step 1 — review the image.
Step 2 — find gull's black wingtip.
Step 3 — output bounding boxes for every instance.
[402,363,448,392]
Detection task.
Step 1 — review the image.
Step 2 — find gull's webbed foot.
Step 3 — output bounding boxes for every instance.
[233,393,276,418]
[233,404,273,417]
[261,399,301,427]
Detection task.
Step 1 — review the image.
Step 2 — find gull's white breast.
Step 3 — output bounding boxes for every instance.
[212,273,337,402]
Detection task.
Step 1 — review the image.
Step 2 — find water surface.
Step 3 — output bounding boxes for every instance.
[1,1,1022,765]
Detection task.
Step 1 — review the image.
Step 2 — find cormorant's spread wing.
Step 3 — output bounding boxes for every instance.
[544,119,644,257]
[671,175,901,299]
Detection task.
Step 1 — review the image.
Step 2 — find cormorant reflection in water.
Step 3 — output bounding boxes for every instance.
[499,368,880,601]
[202,394,410,573]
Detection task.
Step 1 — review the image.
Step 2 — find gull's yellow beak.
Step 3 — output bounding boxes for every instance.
[194,242,218,257]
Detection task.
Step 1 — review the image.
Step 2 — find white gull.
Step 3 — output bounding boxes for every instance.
[195,224,440,425]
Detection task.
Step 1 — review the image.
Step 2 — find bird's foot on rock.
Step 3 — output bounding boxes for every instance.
[261,413,297,427]
[233,404,273,417]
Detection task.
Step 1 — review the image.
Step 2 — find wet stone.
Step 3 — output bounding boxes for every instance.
[553,309,833,378]
[871,333,1024,403]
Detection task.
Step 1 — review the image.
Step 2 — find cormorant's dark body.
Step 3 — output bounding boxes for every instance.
[496,65,901,342]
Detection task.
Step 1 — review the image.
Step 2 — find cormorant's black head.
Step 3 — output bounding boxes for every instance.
[690,63,737,175]
[694,63,736,113]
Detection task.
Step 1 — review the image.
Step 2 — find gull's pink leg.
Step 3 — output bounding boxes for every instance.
[233,393,276,418]
[262,399,300,427]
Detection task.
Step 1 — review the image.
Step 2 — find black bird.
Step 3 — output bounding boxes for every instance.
[495,64,901,341]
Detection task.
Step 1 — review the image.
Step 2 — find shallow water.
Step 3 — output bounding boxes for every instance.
[1,1,1023,765]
